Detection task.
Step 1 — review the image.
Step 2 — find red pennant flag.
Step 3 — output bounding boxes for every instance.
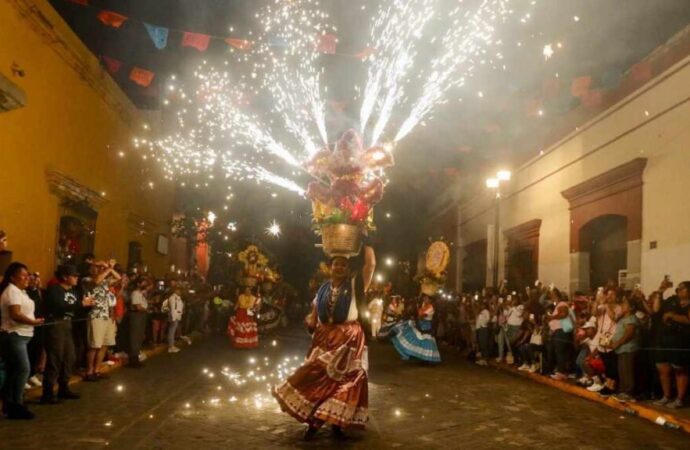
[225,38,253,52]
[182,32,211,52]
[68,0,89,5]
[354,47,376,60]
[102,56,122,74]
[97,10,128,28]
[582,89,603,109]
[631,62,653,82]
[316,34,337,54]
[570,76,592,98]
[542,77,561,99]
[524,98,543,117]
[328,100,348,112]
[129,67,155,87]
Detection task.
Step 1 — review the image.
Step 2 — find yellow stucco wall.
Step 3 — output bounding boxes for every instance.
[0,0,174,277]
[459,53,690,292]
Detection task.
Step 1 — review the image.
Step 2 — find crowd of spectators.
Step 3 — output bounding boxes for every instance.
[422,278,690,408]
[0,231,221,420]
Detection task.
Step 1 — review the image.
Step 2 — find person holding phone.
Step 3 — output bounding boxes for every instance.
[41,264,94,404]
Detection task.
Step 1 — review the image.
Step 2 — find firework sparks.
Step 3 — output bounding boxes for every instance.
[140,0,531,196]
[265,220,282,237]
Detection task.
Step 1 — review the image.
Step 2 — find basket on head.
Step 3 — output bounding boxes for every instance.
[321,223,362,258]
[421,281,440,296]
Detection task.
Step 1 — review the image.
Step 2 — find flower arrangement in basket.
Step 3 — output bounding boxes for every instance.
[237,244,269,287]
[416,241,450,295]
[305,129,394,257]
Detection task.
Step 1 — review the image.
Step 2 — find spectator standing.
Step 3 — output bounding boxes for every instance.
[608,296,641,403]
[41,265,93,404]
[162,287,184,353]
[26,272,45,388]
[0,262,44,419]
[84,261,120,381]
[475,300,491,366]
[589,289,621,396]
[546,289,575,381]
[128,278,150,368]
[654,279,690,409]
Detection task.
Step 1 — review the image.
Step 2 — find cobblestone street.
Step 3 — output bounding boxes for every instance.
[1,331,688,449]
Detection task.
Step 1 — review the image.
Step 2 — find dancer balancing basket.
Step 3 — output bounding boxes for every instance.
[320,224,362,257]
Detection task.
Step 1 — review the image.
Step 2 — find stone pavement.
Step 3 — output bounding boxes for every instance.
[1,331,688,449]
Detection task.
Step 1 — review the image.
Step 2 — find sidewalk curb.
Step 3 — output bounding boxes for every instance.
[25,335,204,401]
[488,361,690,434]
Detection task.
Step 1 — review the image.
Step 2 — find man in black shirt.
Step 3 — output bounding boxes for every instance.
[41,265,93,403]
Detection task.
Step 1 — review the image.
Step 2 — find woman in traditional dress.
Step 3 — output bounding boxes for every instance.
[273,242,375,441]
[227,287,258,349]
[377,295,404,339]
[389,294,441,363]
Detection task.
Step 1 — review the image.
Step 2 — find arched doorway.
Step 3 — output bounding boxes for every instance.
[128,241,143,271]
[561,158,646,292]
[580,215,627,289]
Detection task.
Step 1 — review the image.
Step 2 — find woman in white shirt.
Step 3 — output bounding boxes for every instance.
[475,300,492,366]
[1,262,44,420]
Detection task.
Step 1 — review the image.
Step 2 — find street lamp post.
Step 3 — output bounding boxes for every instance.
[486,170,511,289]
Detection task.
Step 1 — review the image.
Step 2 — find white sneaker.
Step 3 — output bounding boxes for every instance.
[139,352,148,361]
[475,359,488,366]
[168,346,180,353]
[576,376,589,385]
[495,357,503,363]
[24,383,32,390]
[587,383,604,392]
[527,364,539,373]
[28,375,42,387]
[517,364,530,371]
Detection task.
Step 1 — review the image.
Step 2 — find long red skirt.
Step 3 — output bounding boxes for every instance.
[272,321,368,429]
[227,308,258,349]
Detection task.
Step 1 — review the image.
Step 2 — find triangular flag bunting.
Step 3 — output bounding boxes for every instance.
[144,23,169,50]
[354,47,376,60]
[570,76,592,98]
[182,32,211,52]
[541,77,560,99]
[268,36,289,48]
[316,33,337,54]
[225,38,254,51]
[102,56,123,74]
[631,62,653,82]
[582,89,603,109]
[130,67,155,87]
[97,10,128,28]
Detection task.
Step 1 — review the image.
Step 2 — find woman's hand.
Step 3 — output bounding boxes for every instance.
[33,317,45,326]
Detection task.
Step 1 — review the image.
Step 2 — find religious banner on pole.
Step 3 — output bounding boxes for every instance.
[182,32,211,52]
[144,23,169,50]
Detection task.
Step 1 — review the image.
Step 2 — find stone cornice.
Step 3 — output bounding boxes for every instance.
[45,169,108,211]
[561,158,647,210]
[8,0,138,127]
